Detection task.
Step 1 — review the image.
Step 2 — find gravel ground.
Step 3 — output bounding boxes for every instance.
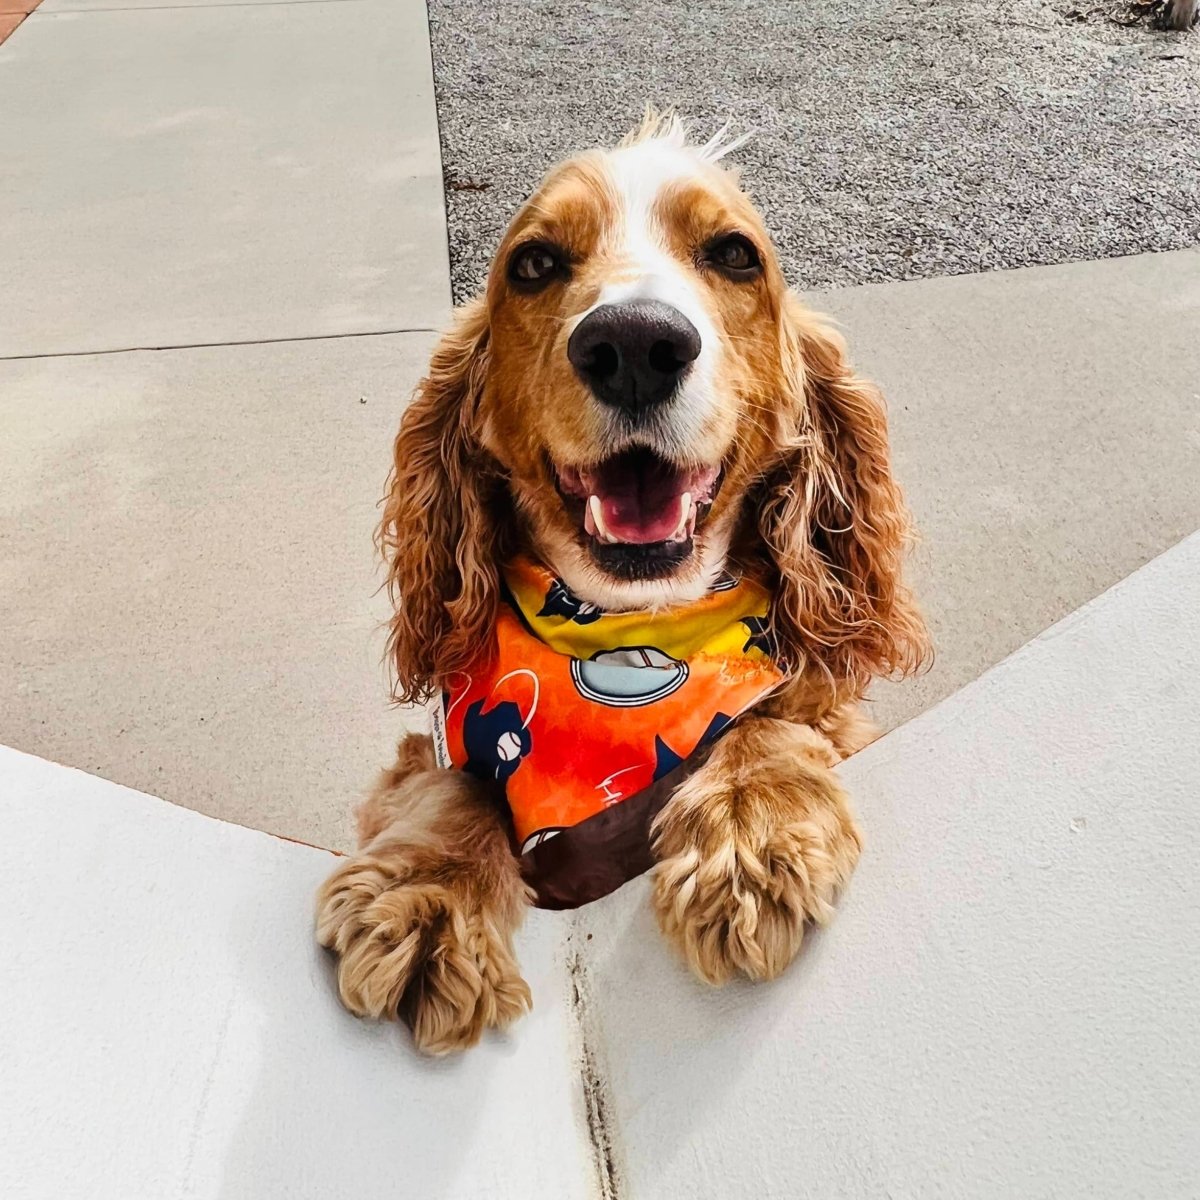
[427,0,1200,304]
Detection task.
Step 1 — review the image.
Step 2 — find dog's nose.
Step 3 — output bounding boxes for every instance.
[567,301,701,413]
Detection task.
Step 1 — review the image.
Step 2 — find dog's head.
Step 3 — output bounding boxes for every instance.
[383,112,927,703]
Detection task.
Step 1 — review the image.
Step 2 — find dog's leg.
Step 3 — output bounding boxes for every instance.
[315,733,532,1054]
[651,716,862,985]
[1162,0,1199,29]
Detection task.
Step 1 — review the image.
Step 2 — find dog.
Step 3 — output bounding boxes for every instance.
[315,112,929,1054]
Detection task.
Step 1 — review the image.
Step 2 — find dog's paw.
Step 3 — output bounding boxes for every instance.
[651,740,861,986]
[1162,0,1199,29]
[316,854,531,1054]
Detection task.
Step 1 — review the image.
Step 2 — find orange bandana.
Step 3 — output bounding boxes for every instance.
[432,558,784,904]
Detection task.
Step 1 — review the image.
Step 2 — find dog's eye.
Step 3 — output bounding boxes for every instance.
[509,243,564,289]
[706,234,762,279]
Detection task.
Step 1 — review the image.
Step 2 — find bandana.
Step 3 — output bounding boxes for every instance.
[432,557,784,908]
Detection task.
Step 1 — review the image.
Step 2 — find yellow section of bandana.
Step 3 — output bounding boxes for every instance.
[503,556,775,664]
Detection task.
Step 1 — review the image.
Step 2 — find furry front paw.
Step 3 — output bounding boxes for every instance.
[315,854,531,1054]
[652,722,861,985]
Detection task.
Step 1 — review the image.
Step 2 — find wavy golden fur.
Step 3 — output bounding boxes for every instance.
[763,295,927,701]
[318,112,929,1052]
[378,298,500,704]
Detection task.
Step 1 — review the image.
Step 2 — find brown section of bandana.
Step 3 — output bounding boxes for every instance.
[519,737,719,910]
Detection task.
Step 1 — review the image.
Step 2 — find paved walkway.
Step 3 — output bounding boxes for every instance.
[1,0,448,847]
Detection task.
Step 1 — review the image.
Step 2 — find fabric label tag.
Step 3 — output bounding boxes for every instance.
[430,699,452,769]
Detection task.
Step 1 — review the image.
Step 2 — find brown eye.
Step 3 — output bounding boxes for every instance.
[706,234,761,279]
[509,242,565,289]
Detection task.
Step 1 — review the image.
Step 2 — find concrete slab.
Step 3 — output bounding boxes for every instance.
[0,746,592,1200]
[0,0,450,358]
[574,530,1200,1199]
[827,249,1200,732]
[0,333,436,850]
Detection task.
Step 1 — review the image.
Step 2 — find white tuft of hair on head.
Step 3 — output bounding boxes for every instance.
[696,122,755,163]
[621,106,753,164]
[621,105,687,149]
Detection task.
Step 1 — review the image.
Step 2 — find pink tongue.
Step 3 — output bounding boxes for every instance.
[599,490,682,543]
[588,454,686,544]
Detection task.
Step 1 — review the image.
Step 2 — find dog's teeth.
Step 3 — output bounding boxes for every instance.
[589,494,618,544]
[588,494,603,538]
[671,492,693,541]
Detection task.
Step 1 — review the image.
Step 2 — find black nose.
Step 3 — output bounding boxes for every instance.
[567,301,701,413]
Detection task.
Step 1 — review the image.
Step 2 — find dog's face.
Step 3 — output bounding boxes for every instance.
[382,116,926,705]
[478,130,791,608]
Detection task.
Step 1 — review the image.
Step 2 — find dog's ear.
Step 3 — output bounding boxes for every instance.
[758,292,930,695]
[380,297,506,703]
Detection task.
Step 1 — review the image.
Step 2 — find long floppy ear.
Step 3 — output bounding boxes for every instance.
[379,297,507,704]
[759,293,930,696]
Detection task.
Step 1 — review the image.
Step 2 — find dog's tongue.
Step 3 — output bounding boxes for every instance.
[583,450,689,544]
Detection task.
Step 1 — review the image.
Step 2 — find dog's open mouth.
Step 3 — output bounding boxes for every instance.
[553,449,723,577]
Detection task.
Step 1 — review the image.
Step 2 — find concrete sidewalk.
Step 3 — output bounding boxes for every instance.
[0,0,449,847]
[838,249,1200,730]
[1,0,450,356]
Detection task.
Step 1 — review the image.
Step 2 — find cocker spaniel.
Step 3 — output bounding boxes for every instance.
[315,112,929,1054]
